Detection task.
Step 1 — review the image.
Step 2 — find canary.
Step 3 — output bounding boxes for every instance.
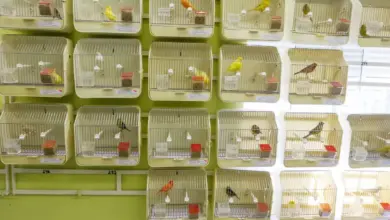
[302,4,313,22]
[181,0,196,10]
[303,122,324,139]
[195,69,210,85]
[227,57,243,73]
[375,146,390,153]
[248,0,270,12]
[50,69,63,84]
[294,63,317,76]
[158,180,174,193]
[104,6,116,21]
[226,186,239,200]
[251,125,262,136]
[360,24,369,37]
[117,119,131,132]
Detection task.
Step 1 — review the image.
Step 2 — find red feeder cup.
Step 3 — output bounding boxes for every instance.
[42,140,56,156]
[260,144,272,158]
[40,68,55,84]
[118,142,130,158]
[121,72,134,87]
[192,76,205,90]
[257,203,269,217]
[329,81,343,95]
[188,204,200,219]
[270,16,282,30]
[380,203,390,216]
[319,203,332,217]
[195,11,207,25]
[324,145,337,158]
[121,7,133,22]
[267,77,279,92]
[191,144,202,158]
[39,1,52,16]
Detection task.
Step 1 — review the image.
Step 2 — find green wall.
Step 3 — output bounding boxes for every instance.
[0,0,242,219]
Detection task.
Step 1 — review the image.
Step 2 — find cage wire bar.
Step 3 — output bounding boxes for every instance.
[219,45,281,103]
[284,113,342,167]
[0,35,72,97]
[148,108,210,168]
[147,169,208,220]
[74,38,142,98]
[221,0,285,41]
[342,171,390,219]
[73,0,142,34]
[148,42,213,102]
[0,103,72,165]
[280,171,337,220]
[74,105,141,167]
[291,0,352,45]
[217,110,278,168]
[214,169,273,219]
[347,114,390,168]
[0,0,71,31]
[288,48,348,105]
[149,0,215,38]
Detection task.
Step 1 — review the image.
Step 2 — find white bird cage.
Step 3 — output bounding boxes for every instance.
[147,169,208,220]
[73,0,142,34]
[0,103,72,165]
[0,0,71,31]
[358,1,390,47]
[280,171,337,220]
[219,45,281,103]
[284,113,342,167]
[347,114,390,168]
[74,105,141,166]
[342,171,390,219]
[292,0,352,45]
[74,38,142,98]
[148,108,211,168]
[149,0,215,38]
[217,110,278,168]
[221,0,285,41]
[0,35,73,97]
[288,48,348,105]
[214,169,273,219]
[148,42,213,102]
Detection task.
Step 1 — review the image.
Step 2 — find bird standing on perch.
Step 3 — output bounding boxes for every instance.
[158,180,174,194]
[294,63,317,77]
[251,125,262,136]
[303,121,324,139]
[104,6,117,21]
[226,186,240,200]
[248,0,271,13]
[117,119,131,132]
[302,4,313,22]
[181,0,196,10]
[227,57,243,73]
[50,69,63,84]
[360,24,370,37]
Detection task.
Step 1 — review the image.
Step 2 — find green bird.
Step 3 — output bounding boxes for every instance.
[360,24,370,37]
[302,4,313,22]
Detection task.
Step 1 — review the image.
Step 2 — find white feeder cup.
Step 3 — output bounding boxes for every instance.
[40,128,52,138]
[228,197,234,204]
[264,7,270,13]
[186,131,192,140]
[167,68,174,76]
[19,133,26,140]
[165,195,171,203]
[116,64,123,70]
[184,191,190,202]
[114,132,121,140]
[241,9,247,16]
[169,3,175,10]
[94,65,101,72]
[167,132,172,142]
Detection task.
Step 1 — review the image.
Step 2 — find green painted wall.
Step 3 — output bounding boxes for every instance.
[0,0,242,219]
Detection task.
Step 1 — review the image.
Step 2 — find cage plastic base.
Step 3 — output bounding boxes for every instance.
[148,157,208,168]
[218,158,275,168]
[150,25,213,38]
[0,17,66,31]
[291,32,348,46]
[222,29,283,41]
[349,157,390,168]
[220,92,279,103]
[284,158,337,167]
[76,87,141,99]
[358,37,390,47]
[0,85,68,97]
[74,21,141,35]
[1,155,66,165]
[149,90,211,102]
[76,156,139,166]
[289,94,345,105]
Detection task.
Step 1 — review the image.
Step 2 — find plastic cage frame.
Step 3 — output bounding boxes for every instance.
[221,0,285,41]
[217,109,278,168]
[74,105,141,167]
[74,38,143,98]
[73,0,142,35]
[0,103,73,165]
[0,35,73,97]
[148,108,211,168]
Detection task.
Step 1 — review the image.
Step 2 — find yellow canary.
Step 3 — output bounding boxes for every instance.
[104,6,116,21]
[248,0,270,12]
[50,69,63,84]
[302,4,311,16]
[227,57,243,73]
[375,146,390,153]
[195,69,209,84]
[360,24,369,37]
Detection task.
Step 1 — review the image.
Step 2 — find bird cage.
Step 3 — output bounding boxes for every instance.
[0,35,72,97]
[148,42,213,102]
[74,105,141,166]
[147,169,208,220]
[221,0,285,41]
[219,45,281,103]
[217,110,278,168]
[148,108,211,168]
[0,103,72,165]
[291,0,352,45]
[358,1,390,47]
[347,114,390,168]
[288,48,348,105]
[214,169,273,219]
[74,38,142,98]
[73,0,142,34]
[0,0,71,31]
[280,171,337,220]
[342,171,390,219]
[284,113,342,167]
[149,0,215,38]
